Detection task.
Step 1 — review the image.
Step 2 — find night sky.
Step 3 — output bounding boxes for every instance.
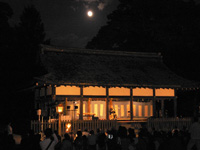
[0,0,118,48]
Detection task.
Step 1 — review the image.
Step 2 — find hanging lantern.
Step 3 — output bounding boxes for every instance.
[56,104,64,113]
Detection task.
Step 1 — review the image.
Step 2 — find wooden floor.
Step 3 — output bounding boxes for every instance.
[117,117,148,122]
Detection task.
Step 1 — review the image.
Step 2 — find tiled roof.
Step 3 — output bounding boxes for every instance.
[36,45,198,88]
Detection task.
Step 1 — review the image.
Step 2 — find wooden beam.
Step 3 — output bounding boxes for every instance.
[80,86,83,120]
[106,87,109,120]
[64,98,68,115]
[161,100,164,118]
[174,97,177,118]
[88,98,91,120]
[52,85,56,101]
[153,88,156,117]
[130,88,133,120]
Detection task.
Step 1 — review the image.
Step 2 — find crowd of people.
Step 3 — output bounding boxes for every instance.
[1,118,200,150]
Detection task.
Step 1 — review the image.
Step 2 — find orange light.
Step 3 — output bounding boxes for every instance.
[65,123,71,132]
[56,104,64,113]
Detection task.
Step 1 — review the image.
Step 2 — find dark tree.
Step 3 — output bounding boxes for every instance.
[15,5,46,77]
[0,2,13,48]
[0,5,48,127]
[0,2,14,92]
[86,0,200,80]
[0,2,14,67]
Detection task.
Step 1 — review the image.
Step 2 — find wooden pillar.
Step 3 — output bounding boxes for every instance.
[52,85,56,101]
[51,85,56,117]
[106,87,109,120]
[174,97,177,117]
[161,99,164,118]
[88,98,91,119]
[153,88,156,117]
[64,98,68,115]
[130,88,133,120]
[44,84,47,98]
[109,98,113,109]
[80,86,83,120]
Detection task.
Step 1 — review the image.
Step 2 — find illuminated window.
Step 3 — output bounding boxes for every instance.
[150,105,153,116]
[94,104,98,116]
[127,105,130,116]
[121,105,125,117]
[145,105,148,117]
[100,104,103,117]
[138,105,142,117]
[115,105,118,116]
[83,104,86,114]
[133,105,136,116]
[77,104,80,116]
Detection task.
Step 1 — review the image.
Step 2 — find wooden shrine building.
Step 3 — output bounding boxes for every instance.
[34,45,197,121]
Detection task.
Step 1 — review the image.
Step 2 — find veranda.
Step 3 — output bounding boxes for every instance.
[31,117,193,137]
[31,120,117,137]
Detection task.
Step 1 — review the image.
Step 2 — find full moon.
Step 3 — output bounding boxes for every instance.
[87,10,93,17]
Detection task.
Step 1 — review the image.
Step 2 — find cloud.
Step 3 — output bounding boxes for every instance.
[97,2,105,10]
[76,0,112,10]
[76,0,99,3]
[70,6,77,11]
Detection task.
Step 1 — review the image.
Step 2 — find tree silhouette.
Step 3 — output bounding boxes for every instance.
[0,2,14,87]
[0,2,14,64]
[15,5,47,77]
[86,0,200,80]
[0,2,13,46]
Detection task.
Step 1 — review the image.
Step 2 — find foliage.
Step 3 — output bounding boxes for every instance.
[0,3,48,126]
[0,2,13,49]
[86,0,200,80]
[16,7,48,77]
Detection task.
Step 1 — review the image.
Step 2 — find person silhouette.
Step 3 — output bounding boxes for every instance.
[187,117,200,150]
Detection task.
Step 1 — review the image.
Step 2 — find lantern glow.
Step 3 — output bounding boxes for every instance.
[56,104,64,113]
[65,123,71,132]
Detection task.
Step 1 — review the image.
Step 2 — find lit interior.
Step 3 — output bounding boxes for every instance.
[127,104,130,116]
[155,88,175,97]
[138,105,142,117]
[56,85,80,95]
[150,105,153,116]
[121,105,125,117]
[83,104,86,114]
[145,105,148,117]
[83,86,106,96]
[133,88,153,96]
[133,105,136,116]
[115,105,119,116]
[100,104,104,117]
[109,87,130,96]
[94,104,98,116]
[77,104,80,116]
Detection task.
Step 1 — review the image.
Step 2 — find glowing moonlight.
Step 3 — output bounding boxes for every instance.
[87,10,93,17]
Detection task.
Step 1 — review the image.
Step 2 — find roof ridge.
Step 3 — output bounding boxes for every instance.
[41,44,162,58]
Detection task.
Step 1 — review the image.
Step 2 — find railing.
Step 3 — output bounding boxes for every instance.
[31,120,118,137]
[147,117,192,132]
